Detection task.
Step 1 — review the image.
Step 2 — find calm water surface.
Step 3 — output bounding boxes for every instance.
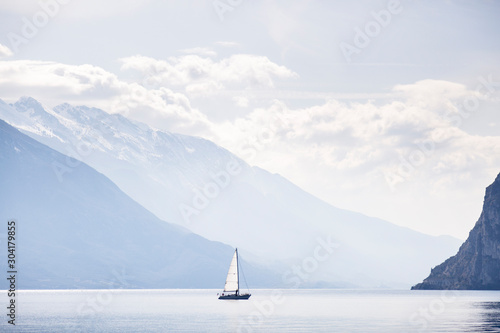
[2,289,500,332]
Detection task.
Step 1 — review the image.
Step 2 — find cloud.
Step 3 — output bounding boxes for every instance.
[393,79,475,114]
[0,60,124,97]
[0,44,13,59]
[119,54,298,94]
[233,96,249,108]
[179,47,217,58]
[213,81,500,194]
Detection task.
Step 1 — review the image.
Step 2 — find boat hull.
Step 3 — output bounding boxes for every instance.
[218,294,251,300]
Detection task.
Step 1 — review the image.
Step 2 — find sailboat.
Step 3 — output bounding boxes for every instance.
[218,248,251,300]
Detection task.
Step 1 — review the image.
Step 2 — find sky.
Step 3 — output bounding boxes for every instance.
[0,0,499,239]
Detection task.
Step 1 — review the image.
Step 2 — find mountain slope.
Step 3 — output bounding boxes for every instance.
[412,173,500,290]
[0,97,462,288]
[0,118,263,289]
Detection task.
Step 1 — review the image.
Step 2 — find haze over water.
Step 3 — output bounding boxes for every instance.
[3,289,500,332]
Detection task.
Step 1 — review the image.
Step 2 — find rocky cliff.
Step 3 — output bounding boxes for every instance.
[412,173,500,290]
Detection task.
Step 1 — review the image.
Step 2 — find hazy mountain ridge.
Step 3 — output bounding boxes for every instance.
[0,118,279,289]
[1,97,243,227]
[412,173,500,290]
[0,97,463,288]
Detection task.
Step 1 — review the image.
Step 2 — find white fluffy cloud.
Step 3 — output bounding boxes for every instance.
[120,54,298,93]
[223,79,500,181]
[0,60,122,94]
[179,47,217,58]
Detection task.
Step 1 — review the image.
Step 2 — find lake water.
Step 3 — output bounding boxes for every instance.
[2,289,500,332]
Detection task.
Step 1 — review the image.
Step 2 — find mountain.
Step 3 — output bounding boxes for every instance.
[412,173,500,290]
[0,97,462,288]
[0,118,273,289]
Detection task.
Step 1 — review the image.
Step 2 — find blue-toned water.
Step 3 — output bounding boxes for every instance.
[2,289,500,332]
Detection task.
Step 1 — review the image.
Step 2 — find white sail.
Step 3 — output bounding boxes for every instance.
[223,250,239,292]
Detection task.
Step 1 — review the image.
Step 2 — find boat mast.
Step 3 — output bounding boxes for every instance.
[236,248,239,296]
